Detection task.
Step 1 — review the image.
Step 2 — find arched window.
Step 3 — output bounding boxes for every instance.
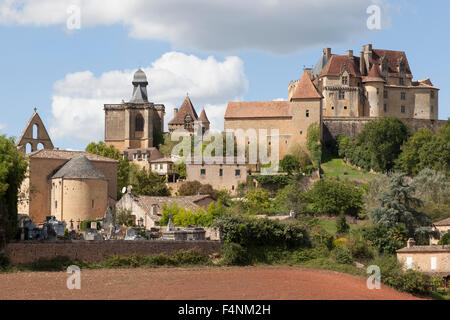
[33,124,38,139]
[135,114,144,132]
[306,110,310,118]
[37,143,44,150]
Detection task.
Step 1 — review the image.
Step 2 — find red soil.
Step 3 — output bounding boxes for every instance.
[0,266,422,300]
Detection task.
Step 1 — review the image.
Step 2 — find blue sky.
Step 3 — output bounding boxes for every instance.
[0,0,448,151]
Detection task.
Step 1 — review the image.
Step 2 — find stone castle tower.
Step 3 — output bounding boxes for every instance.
[104,69,165,153]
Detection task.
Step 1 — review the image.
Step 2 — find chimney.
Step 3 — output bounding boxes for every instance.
[323,48,331,60]
[360,51,365,75]
[407,238,416,248]
[347,50,353,58]
[173,108,178,117]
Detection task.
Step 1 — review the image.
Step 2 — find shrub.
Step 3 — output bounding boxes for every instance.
[221,242,249,265]
[0,253,10,269]
[361,224,404,254]
[331,246,353,264]
[303,179,364,216]
[213,215,310,248]
[177,180,218,199]
[438,232,450,245]
[160,201,226,227]
[333,237,348,247]
[336,213,350,234]
[29,256,76,271]
[401,270,433,295]
[306,123,322,165]
[280,155,301,175]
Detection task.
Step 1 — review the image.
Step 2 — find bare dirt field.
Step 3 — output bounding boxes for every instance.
[0,266,422,300]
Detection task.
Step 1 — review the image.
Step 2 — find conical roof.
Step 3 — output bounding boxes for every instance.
[130,69,149,103]
[290,70,322,100]
[52,155,106,180]
[363,64,385,83]
[198,108,209,123]
[168,96,199,125]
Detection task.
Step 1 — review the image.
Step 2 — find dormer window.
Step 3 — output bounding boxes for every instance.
[341,76,348,85]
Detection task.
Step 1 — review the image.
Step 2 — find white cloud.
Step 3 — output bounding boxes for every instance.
[0,124,5,132]
[49,52,248,144]
[0,0,390,53]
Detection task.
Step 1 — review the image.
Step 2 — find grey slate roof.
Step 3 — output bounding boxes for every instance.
[130,69,149,103]
[312,52,330,77]
[52,155,106,180]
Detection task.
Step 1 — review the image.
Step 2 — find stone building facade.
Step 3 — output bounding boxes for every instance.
[115,189,215,229]
[307,44,439,120]
[104,69,165,153]
[50,156,109,223]
[430,218,450,245]
[16,109,54,153]
[18,149,118,224]
[397,239,450,282]
[224,69,322,160]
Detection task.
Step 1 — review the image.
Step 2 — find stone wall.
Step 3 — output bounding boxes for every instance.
[323,117,447,141]
[5,240,222,265]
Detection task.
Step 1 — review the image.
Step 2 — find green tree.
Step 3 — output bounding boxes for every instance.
[280,154,301,175]
[0,135,28,245]
[244,189,271,215]
[177,180,218,199]
[174,161,186,179]
[368,173,431,236]
[396,121,450,175]
[85,141,130,199]
[306,122,322,165]
[274,176,308,214]
[303,179,364,216]
[336,212,350,234]
[337,117,410,172]
[115,208,134,226]
[129,166,171,196]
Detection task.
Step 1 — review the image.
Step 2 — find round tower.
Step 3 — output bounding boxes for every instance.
[363,64,385,117]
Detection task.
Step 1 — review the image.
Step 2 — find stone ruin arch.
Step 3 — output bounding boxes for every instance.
[16,109,54,154]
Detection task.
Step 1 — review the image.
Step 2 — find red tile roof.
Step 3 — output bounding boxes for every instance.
[372,49,412,75]
[225,101,291,119]
[198,108,210,123]
[291,70,322,100]
[168,96,199,125]
[318,55,361,78]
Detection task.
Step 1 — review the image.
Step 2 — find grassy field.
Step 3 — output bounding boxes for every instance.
[321,158,377,183]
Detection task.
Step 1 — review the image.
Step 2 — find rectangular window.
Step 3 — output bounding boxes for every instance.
[341,76,348,85]
[406,257,413,269]
[399,78,405,85]
[384,104,387,112]
[401,92,406,100]
[430,257,437,270]
[338,90,345,100]
[235,169,241,176]
[219,169,223,176]
[401,105,405,113]
[91,200,94,208]
[376,88,380,95]
[431,106,434,113]
[160,164,163,169]
[306,110,309,118]
[55,201,57,209]
[430,90,435,98]
[383,90,388,98]
[201,169,206,175]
